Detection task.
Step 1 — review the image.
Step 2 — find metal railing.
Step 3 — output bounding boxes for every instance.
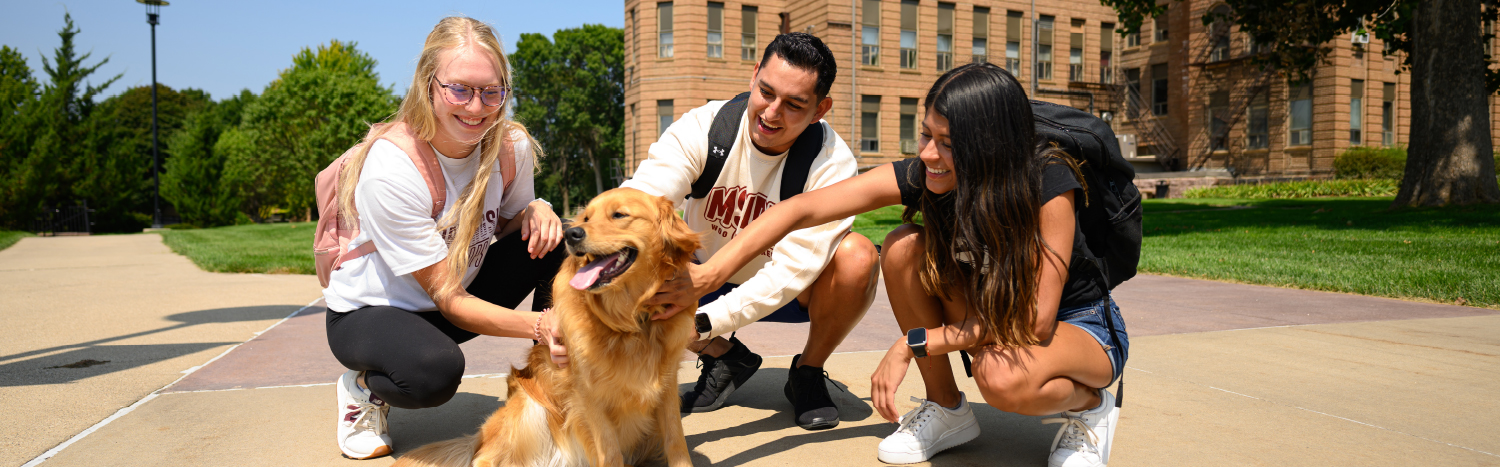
[34,201,94,236]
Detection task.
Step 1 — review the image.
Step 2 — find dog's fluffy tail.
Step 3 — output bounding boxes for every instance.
[387,434,481,467]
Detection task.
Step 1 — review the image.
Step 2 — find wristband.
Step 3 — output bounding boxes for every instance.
[532,198,553,208]
[534,310,547,341]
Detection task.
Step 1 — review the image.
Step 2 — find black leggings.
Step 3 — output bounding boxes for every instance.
[325,229,565,409]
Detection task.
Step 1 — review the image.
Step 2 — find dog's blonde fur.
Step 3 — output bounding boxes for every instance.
[392,188,700,467]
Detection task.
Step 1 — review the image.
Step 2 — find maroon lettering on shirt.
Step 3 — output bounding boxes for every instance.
[701,186,775,258]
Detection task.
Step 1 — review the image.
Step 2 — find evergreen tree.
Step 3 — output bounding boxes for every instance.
[0,13,120,229]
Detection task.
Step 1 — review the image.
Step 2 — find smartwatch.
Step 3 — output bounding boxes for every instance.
[906,327,929,358]
[695,313,712,341]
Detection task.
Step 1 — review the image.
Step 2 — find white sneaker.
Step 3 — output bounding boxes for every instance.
[877,392,981,464]
[336,370,392,459]
[1045,388,1119,467]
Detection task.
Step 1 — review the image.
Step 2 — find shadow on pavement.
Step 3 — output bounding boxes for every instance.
[388,391,505,456]
[0,305,302,387]
[0,343,235,387]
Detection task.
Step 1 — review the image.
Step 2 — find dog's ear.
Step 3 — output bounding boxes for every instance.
[656,195,701,267]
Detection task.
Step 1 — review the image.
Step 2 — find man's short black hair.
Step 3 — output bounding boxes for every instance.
[758,32,837,99]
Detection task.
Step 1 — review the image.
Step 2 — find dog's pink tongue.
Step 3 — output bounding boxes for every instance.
[569,253,617,290]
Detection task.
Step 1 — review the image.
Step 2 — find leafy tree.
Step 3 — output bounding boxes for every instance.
[162,90,255,227]
[0,13,121,229]
[76,84,211,231]
[1101,0,1500,206]
[512,25,625,215]
[0,46,41,226]
[225,41,398,220]
[285,39,379,82]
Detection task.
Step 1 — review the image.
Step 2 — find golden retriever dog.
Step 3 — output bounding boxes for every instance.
[392,187,700,467]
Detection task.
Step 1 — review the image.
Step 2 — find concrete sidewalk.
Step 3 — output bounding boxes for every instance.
[3,234,1497,466]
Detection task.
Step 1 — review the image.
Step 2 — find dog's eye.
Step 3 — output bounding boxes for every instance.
[612,212,629,219]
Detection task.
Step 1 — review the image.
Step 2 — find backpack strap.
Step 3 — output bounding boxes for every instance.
[499,128,519,192]
[404,141,447,218]
[689,92,751,199]
[779,121,823,201]
[332,132,449,271]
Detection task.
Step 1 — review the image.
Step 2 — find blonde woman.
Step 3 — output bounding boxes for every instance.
[322,17,565,460]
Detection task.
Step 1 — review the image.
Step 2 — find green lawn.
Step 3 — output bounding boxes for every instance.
[156,199,1499,308]
[851,205,910,245]
[1140,197,1499,308]
[159,222,315,274]
[0,230,34,252]
[850,197,1500,309]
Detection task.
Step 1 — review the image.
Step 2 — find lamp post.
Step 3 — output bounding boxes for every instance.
[138,0,169,229]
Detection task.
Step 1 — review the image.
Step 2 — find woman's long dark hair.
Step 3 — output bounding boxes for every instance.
[902,62,1078,347]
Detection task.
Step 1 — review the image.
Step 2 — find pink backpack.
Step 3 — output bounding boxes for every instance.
[313,122,516,287]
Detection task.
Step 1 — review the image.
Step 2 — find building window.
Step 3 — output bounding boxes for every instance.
[1154,6,1168,42]
[1100,22,1114,83]
[900,97,919,154]
[861,95,881,152]
[1350,79,1364,144]
[1037,15,1054,80]
[1151,63,1168,116]
[1208,5,1231,62]
[973,7,990,63]
[1125,30,1140,47]
[658,99,674,136]
[1207,90,1229,151]
[1289,82,1312,146]
[707,2,724,59]
[862,0,880,66]
[658,2,674,58]
[900,0,918,69]
[1068,19,1084,82]
[1006,11,1023,74]
[741,6,758,61]
[1382,82,1396,146]
[937,3,955,71]
[1247,92,1269,149]
[1125,67,1142,117]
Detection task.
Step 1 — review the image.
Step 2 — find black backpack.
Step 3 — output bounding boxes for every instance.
[688,92,824,201]
[1029,100,1142,407]
[1031,100,1143,290]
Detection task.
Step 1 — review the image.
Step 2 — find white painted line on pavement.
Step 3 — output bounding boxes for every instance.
[21,297,324,467]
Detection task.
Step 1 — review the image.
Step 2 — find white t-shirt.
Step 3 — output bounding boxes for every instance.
[621,99,857,337]
[323,135,535,312]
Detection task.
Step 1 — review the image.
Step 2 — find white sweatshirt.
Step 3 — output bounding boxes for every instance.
[622,99,857,338]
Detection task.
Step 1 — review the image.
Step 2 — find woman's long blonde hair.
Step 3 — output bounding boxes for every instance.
[337,16,543,303]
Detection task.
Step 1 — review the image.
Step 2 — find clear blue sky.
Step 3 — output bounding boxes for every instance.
[1,1,624,100]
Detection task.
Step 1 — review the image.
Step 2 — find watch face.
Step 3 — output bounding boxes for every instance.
[695,314,712,333]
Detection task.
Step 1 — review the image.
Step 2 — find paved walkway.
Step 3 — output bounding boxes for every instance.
[2,234,1496,466]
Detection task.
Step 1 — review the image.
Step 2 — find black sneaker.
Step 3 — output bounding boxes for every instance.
[681,337,762,413]
[784,354,841,430]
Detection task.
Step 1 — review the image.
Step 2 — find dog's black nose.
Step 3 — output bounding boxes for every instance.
[564,227,586,250]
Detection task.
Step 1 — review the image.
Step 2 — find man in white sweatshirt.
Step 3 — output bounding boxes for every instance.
[625,33,879,431]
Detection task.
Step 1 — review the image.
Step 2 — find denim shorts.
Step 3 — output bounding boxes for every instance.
[1057,295,1129,383]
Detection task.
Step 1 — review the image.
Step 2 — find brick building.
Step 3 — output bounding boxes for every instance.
[622,0,1499,191]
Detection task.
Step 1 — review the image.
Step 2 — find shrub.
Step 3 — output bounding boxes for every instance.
[1334,146,1406,180]
[1184,179,1399,199]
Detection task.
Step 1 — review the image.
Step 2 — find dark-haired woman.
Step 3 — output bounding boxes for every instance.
[651,62,1127,466]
